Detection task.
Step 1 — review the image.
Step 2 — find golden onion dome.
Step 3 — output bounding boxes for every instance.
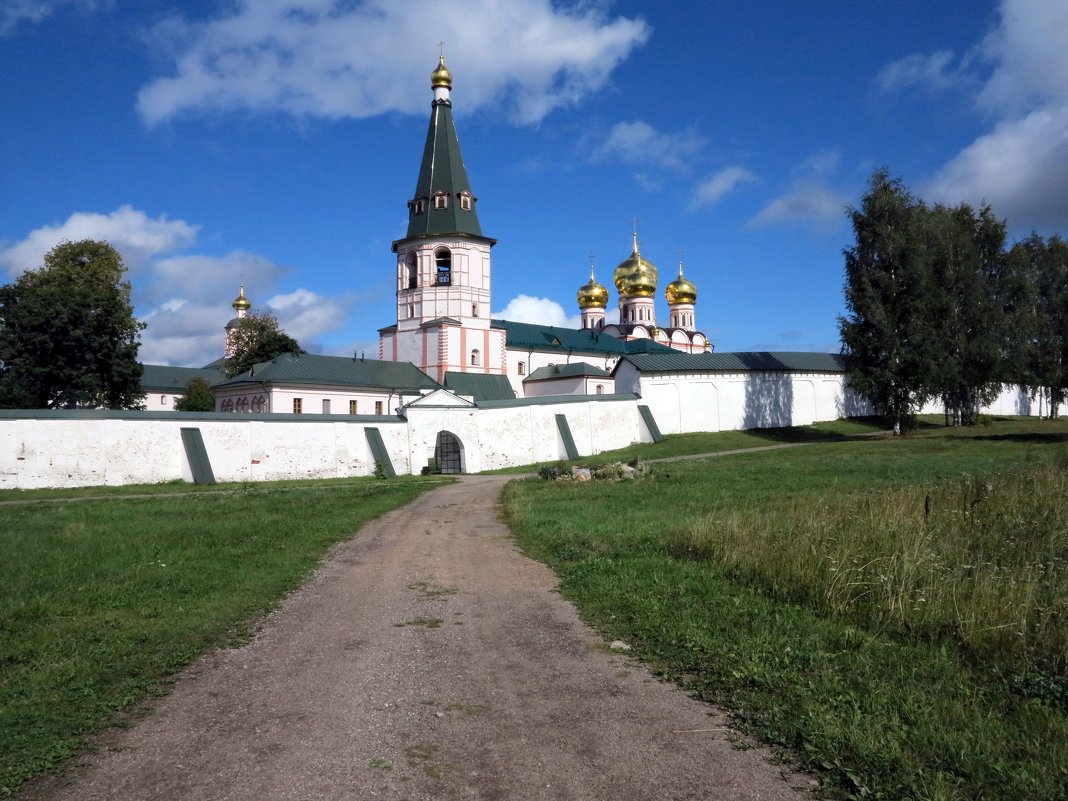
[577,266,609,309]
[665,262,698,305]
[613,231,658,298]
[231,283,251,312]
[431,55,453,89]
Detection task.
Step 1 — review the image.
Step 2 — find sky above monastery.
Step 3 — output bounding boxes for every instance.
[3,0,1068,367]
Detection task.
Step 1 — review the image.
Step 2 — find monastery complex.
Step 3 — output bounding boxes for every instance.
[0,59,1051,488]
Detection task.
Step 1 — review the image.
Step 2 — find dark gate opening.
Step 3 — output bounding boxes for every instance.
[434,431,464,474]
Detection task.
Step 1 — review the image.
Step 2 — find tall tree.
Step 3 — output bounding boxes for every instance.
[924,203,1008,424]
[0,240,145,409]
[839,170,935,434]
[223,312,303,377]
[1012,233,1068,417]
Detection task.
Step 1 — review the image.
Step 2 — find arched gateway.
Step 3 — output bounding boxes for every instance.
[434,431,465,474]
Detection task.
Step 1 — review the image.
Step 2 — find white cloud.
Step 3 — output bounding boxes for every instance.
[494,294,580,329]
[0,0,106,36]
[692,165,756,207]
[875,50,963,94]
[1,206,353,367]
[921,0,1068,229]
[977,0,1068,114]
[265,288,348,343]
[0,206,198,278]
[595,120,703,172]
[926,104,1068,227]
[750,182,847,232]
[136,0,649,126]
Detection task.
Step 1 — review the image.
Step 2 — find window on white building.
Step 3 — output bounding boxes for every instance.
[471,349,480,366]
[435,249,451,285]
[517,361,526,375]
[293,398,302,414]
[322,399,331,414]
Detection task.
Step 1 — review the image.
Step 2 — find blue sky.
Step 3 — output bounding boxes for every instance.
[2,0,1067,367]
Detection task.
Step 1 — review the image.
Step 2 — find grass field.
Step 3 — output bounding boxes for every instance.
[0,475,449,797]
[503,416,1068,801]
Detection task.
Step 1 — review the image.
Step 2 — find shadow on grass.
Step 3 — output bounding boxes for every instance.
[745,416,897,444]
[953,432,1068,445]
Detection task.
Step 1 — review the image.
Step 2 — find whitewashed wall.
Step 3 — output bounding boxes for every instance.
[0,412,411,490]
[0,395,652,489]
[615,367,872,435]
[918,385,1068,418]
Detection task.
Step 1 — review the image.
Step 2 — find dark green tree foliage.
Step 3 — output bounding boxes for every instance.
[174,377,216,412]
[223,312,303,377]
[0,240,145,409]
[924,203,1008,424]
[1012,233,1068,417]
[840,171,935,434]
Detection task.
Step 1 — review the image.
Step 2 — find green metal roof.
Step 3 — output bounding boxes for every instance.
[141,364,227,392]
[216,353,441,391]
[402,96,485,240]
[617,351,847,374]
[476,393,640,409]
[492,319,677,357]
[526,363,612,382]
[443,371,516,401]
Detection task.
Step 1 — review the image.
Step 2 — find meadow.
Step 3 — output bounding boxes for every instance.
[3,418,1066,800]
[503,417,1068,801]
[0,476,448,796]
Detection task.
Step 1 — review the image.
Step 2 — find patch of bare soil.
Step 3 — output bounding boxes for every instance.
[24,476,809,800]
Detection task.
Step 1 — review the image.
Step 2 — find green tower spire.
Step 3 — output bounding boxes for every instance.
[405,56,483,239]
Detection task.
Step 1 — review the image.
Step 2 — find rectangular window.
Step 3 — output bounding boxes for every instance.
[293,398,302,414]
[375,401,383,415]
[349,400,358,415]
[322,399,331,414]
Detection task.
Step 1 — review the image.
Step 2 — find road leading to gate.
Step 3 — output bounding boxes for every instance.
[28,475,809,801]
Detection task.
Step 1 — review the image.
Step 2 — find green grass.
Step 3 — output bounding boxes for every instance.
[502,417,1068,800]
[0,475,449,796]
[0,475,406,503]
[483,415,893,475]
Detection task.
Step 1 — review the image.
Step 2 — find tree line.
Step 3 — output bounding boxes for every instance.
[840,170,1068,433]
[0,239,302,411]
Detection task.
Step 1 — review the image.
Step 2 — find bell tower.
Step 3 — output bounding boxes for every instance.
[380,56,505,382]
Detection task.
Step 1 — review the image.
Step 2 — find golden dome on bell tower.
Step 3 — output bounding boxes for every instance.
[578,266,609,309]
[613,230,658,298]
[665,262,698,305]
[231,283,251,313]
[431,55,453,89]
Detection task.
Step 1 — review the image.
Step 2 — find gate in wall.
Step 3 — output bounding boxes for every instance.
[434,430,464,474]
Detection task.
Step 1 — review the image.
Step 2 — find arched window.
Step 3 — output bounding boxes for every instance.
[596,384,604,395]
[222,398,234,412]
[433,191,448,209]
[517,361,526,375]
[470,349,480,366]
[405,251,417,288]
[435,249,452,285]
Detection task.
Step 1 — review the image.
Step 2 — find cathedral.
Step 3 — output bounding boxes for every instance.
[143,57,859,436]
[377,56,708,396]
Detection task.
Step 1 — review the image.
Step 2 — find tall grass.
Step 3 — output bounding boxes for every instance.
[670,465,1068,681]
[504,418,1068,799]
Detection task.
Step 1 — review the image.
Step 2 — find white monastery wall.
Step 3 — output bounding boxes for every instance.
[918,385,1068,418]
[0,397,649,489]
[624,370,868,435]
[0,413,411,490]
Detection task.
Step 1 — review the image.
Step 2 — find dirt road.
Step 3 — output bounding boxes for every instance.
[31,475,807,800]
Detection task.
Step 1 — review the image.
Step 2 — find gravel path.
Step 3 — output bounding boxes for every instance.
[28,475,808,801]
